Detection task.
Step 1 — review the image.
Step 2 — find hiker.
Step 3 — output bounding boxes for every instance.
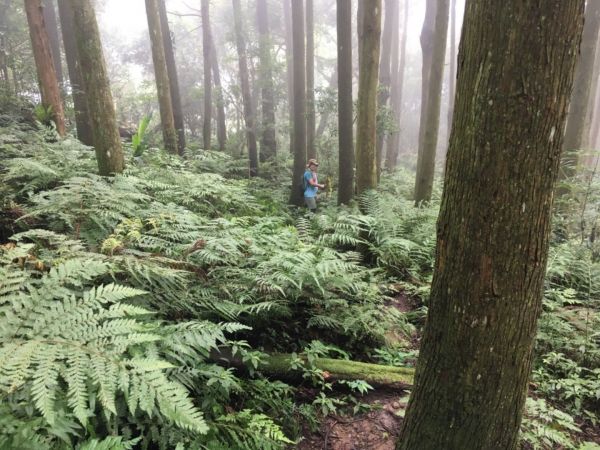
[303,159,325,212]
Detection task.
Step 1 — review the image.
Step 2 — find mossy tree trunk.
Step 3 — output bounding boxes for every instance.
[283,0,294,154]
[157,0,186,155]
[42,0,62,84]
[232,0,258,176]
[306,0,316,160]
[288,0,306,206]
[201,0,212,151]
[375,0,396,178]
[57,0,93,145]
[257,0,277,161]
[24,0,66,136]
[355,0,381,196]
[146,0,178,154]
[385,0,408,171]
[561,0,600,179]
[69,0,124,175]
[211,37,227,152]
[337,0,354,205]
[414,0,449,205]
[397,1,585,449]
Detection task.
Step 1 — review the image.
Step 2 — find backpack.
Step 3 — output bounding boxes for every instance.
[298,171,308,196]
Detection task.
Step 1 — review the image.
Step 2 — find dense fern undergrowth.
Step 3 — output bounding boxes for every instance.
[0,117,599,449]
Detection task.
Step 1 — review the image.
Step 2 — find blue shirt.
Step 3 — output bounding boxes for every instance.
[304,170,318,198]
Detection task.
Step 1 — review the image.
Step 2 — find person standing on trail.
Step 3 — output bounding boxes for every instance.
[303,159,325,212]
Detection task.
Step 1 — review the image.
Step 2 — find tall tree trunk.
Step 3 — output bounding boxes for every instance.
[158,0,186,155]
[288,0,306,206]
[385,0,407,171]
[232,0,258,176]
[337,0,354,205]
[24,0,66,136]
[355,0,382,196]
[306,0,316,160]
[68,0,124,175]
[257,0,277,161]
[447,0,456,133]
[146,0,178,154]
[413,0,449,204]
[42,0,62,84]
[561,0,600,179]
[283,0,294,154]
[201,0,212,150]
[211,37,227,151]
[375,0,396,177]
[397,1,585,449]
[416,0,436,160]
[0,0,11,93]
[57,0,93,145]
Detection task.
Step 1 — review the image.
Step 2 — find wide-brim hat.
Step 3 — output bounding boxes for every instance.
[307,158,319,168]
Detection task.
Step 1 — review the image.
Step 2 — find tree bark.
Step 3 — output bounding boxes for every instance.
[375,0,396,177]
[306,0,316,160]
[57,0,93,145]
[158,0,186,155]
[397,1,585,449]
[201,0,212,151]
[413,0,449,204]
[68,0,123,175]
[355,0,382,196]
[447,0,456,135]
[288,0,306,205]
[385,0,407,171]
[232,0,258,176]
[211,36,227,152]
[42,0,62,84]
[337,0,354,205]
[257,0,277,161]
[24,0,66,136]
[416,0,436,160]
[283,0,294,154]
[146,0,178,154]
[561,0,600,179]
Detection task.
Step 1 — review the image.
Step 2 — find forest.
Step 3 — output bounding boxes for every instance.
[0,0,599,449]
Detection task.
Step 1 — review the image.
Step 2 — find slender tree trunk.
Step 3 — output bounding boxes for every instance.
[24,0,66,136]
[57,0,93,145]
[42,0,62,84]
[201,0,212,150]
[355,0,382,196]
[211,37,227,151]
[316,66,337,138]
[158,0,186,154]
[306,0,316,160]
[375,0,396,177]
[68,0,123,175]
[0,0,11,93]
[337,0,354,205]
[257,0,277,161]
[289,0,306,205]
[145,0,178,154]
[283,0,294,154]
[232,0,258,176]
[417,0,436,159]
[447,0,456,133]
[397,1,585,449]
[414,0,449,204]
[561,0,600,179]
[385,0,407,171]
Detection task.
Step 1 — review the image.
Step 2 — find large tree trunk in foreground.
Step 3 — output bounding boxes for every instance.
[447,0,456,135]
[146,0,178,154]
[257,0,277,161]
[57,0,92,145]
[288,0,306,206]
[355,0,382,196]
[42,0,62,84]
[283,0,294,154]
[24,0,66,136]
[337,0,354,205]
[413,0,449,204]
[397,1,584,449]
[375,0,397,177]
[158,0,186,154]
[69,0,124,175]
[561,0,600,179]
[211,38,227,151]
[201,0,212,151]
[232,0,258,176]
[306,0,316,160]
[385,0,408,171]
